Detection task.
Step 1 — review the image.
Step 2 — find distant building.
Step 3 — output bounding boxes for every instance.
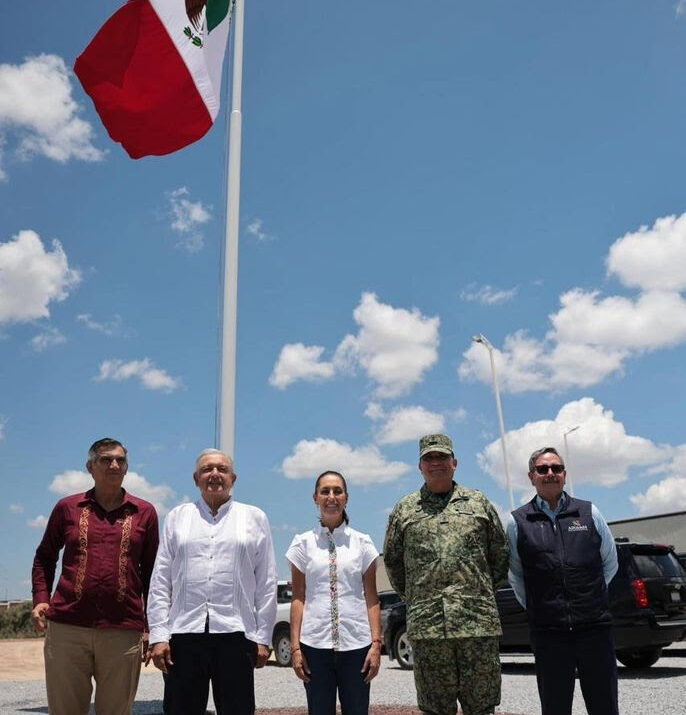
[609,511,686,554]
[377,558,392,592]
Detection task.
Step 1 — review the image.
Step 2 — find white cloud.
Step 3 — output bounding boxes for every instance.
[459,212,686,393]
[607,214,686,292]
[662,444,686,478]
[630,476,686,516]
[490,501,509,526]
[630,444,686,515]
[246,218,272,242]
[477,397,666,492]
[121,473,176,516]
[0,54,104,178]
[271,522,301,533]
[460,332,549,393]
[375,406,445,446]
[270,293,439,398]
[450,407,468,422]
[0,416,6,440]
[364,402,385,421]
[282,438,411,484]
[9,503,23,514]
[95,358,181,393]
[168,187,212,252]
[0,137,6,181]
[333,293,440,398]
[460,283,518,305]
[49,469,175,516]
[0,230,81,324]
[48,469,93,494]
[269,344,335,389]
[678,1,686,18]
[30,327,66,352]
[461,332,630,394]
[77,313,130,337]
[0,137,6,180]
[27,515,48,529]
[551,289,686,351]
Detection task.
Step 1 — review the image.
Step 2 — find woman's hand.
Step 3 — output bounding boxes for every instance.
[291,647,311,682]
[362,561,382,683]
[362,642,381,683]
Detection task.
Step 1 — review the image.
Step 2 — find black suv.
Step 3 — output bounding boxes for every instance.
[383,540,686,670]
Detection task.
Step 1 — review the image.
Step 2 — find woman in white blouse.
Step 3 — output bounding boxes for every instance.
[286,470,382,715]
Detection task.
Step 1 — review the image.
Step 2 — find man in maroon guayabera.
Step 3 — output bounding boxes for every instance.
[31,437,159,715]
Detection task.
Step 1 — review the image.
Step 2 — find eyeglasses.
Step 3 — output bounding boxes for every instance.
[97,455,127,466]
[534,464,565,475]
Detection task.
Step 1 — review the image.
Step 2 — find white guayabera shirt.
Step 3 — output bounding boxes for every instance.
[287,522,379,650]
[148,498,277,645]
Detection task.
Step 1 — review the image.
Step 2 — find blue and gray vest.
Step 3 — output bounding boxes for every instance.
[512,496,611,630]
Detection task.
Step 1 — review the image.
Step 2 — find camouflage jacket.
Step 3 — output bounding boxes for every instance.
[383,482,509,640]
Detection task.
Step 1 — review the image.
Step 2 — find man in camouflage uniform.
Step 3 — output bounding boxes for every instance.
[383,434,508,715]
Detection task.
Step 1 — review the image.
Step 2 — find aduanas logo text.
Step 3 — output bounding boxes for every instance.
[568,519,588,532]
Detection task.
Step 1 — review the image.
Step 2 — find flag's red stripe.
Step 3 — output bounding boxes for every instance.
[74,0,212,159]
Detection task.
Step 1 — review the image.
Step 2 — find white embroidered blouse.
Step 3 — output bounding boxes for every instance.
[286,523,378,651]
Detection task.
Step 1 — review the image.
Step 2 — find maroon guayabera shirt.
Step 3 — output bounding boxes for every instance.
[32,488,159,630]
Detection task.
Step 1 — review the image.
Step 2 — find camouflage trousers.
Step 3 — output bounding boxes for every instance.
[412,637,501,715]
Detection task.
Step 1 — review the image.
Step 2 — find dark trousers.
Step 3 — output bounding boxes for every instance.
[530,626,619,715]
[163,631,257,715]
[301,643,371,715]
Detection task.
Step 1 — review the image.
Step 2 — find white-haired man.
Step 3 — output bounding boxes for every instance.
[147,449,277,715]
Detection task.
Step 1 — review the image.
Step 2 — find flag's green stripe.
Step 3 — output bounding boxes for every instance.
[207,0,232,33]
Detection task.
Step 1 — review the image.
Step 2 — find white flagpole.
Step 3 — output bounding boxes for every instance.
[219,0,245,457]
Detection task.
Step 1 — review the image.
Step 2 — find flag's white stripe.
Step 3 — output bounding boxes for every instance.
[204,6,232,103]
[150,0,231,120]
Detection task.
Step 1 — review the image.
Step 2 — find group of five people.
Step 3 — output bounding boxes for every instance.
[31,434,618,715]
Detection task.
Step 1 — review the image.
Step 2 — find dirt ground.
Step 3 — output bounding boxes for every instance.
[0,639,523,715]
[0,637,269,683]
[0,638,160,682]
[0,638,45,681]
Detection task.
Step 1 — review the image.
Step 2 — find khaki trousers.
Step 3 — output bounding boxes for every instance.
[44,620,143,715]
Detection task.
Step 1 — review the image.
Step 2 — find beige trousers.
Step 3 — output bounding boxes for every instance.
[44,620,143,715]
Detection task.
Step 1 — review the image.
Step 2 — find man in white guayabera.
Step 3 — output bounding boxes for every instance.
[146,448,277,715]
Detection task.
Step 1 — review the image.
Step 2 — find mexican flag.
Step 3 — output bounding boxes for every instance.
[75,0,234,159]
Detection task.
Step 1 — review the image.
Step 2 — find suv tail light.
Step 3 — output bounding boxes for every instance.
[631,578,650,608]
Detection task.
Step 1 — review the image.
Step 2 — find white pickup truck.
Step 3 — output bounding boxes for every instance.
[272,580,293,666]
[271,582,397,666]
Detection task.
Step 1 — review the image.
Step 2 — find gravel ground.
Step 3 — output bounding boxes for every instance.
[1,647,685,714]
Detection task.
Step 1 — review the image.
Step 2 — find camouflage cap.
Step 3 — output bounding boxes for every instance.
[419,433,454,458]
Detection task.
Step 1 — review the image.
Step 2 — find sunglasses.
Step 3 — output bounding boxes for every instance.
[534,464,565,475]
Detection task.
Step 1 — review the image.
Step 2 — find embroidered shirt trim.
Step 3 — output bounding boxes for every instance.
[74,505,91,600]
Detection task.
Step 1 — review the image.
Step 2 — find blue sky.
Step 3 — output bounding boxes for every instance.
[2,1,686,599]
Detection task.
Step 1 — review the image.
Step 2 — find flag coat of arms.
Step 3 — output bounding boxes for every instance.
[75,0,233,158]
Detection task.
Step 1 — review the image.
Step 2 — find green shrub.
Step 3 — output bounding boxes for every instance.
[0,601,40,639]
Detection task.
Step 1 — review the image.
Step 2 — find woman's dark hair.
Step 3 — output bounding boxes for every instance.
[314,470,350,525]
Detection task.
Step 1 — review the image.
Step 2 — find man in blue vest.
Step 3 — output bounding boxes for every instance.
[506,446,619,715]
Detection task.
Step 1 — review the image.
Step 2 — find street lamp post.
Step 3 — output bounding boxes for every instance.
[562,425,580,496]
[472,334,515,512]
